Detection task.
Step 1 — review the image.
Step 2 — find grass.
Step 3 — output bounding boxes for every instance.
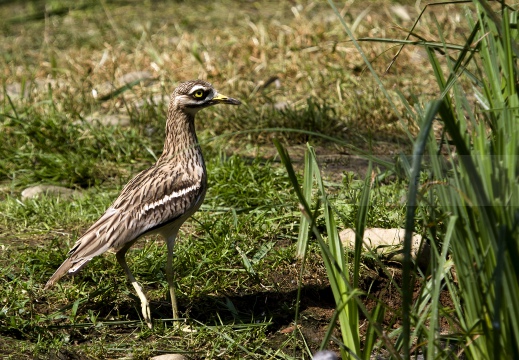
[2,0,514,359]
[0,153,405,358]
[308,1,519,358]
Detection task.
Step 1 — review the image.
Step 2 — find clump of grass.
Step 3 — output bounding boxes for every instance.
[279,1,519,359]
[0,97,163,187]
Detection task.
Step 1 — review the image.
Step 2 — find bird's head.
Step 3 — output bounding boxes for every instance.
[171,80,241,115]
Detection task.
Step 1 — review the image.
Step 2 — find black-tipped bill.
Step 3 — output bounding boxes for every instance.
[210,93,241,105]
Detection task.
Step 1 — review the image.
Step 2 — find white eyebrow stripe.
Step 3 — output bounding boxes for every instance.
[140,184,200,215]
[189,85,208,93]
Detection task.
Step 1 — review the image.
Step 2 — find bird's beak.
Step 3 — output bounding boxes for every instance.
[211,93,241,105]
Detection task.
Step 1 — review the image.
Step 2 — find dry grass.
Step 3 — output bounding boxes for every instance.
[1,0,472,148]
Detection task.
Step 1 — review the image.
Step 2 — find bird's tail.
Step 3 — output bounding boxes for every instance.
[44,258,75,290]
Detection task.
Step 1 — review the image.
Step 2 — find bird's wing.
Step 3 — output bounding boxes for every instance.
[45,165,205,287]
[70,165,204,263]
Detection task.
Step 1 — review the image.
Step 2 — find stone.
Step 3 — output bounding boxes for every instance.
[21,185,80,200]
[133,93,170,109]
[117,71,153,86]
[273,101,289,111]
[92,71,154,100]
[3,78,62,100]
[83,113,131,127]
[313,350,339,360]
[150,355,187,360]
[339,228,427,264]
[391,5,411,22]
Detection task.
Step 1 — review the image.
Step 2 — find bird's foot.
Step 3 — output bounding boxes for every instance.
[141,299,153,329]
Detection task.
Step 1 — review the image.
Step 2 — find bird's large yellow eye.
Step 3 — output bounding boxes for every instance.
[193,90,204,98]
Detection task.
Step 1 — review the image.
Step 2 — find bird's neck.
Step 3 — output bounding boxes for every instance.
[159,109,202,163]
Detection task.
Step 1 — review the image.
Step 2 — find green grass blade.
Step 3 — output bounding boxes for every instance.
[353,162,371,290]
[363,303,384,360]
[97,78,149,102]
[296,145,315,258]
[401,99,442,357]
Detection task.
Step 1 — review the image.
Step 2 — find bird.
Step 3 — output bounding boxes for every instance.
[44,80,241,328]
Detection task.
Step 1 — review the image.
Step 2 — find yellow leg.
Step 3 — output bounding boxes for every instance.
[116,252,153,329]
[165,232,179,320]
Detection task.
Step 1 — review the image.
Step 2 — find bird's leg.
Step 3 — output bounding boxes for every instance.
[116,251,153,329]
[165,232,178,320]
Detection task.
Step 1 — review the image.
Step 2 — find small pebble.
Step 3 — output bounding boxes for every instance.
[313,350,339,360]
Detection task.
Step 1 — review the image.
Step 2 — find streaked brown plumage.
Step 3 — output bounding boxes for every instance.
[45,80,241,328]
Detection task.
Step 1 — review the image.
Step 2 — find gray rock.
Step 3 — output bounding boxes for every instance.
[391,5,411,22]
[83,113,131,127]
[117,71,153,86]
[313,350,339,360]
[5,82,32,99]
[133,93,170,109]
[339,228,429,265]
[273,101,289,111]
[150,355,187,360]
[21,185,80,200]
[92,71,154,100]
[3,78,62,100]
